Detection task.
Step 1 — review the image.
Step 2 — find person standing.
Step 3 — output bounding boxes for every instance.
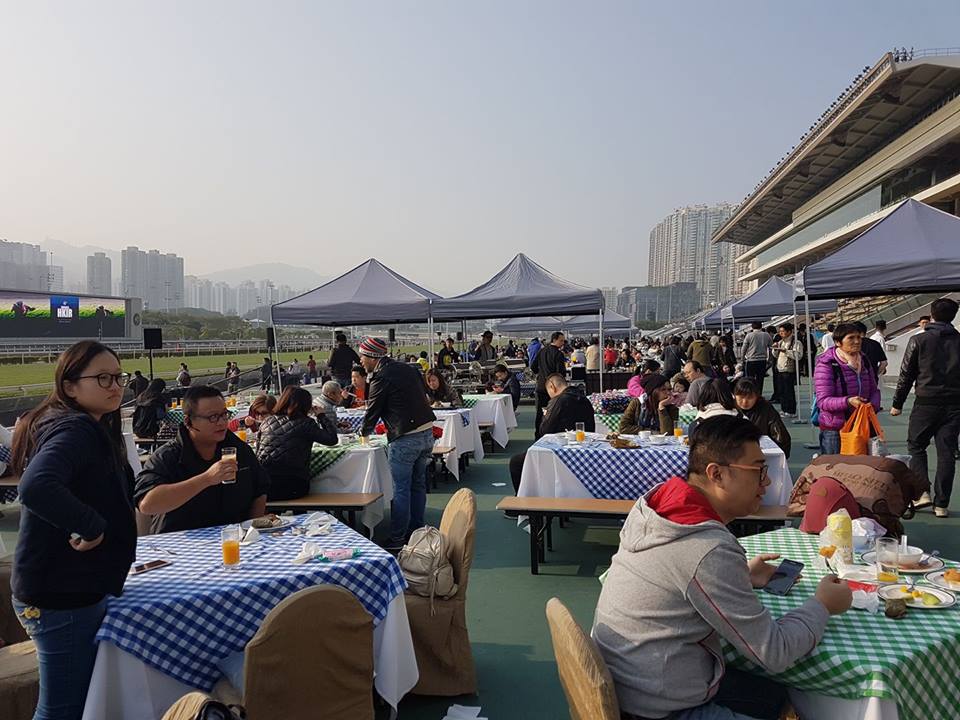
[687,335,713,371]
[177,362,192,388]
[661,336,685,378]
[584,337,600,371]
[327,333,361,387]
[870,320,887,345]
[531,331,567,436]
[527,337,542,367]
[820,323,836,354]
[473,330,497,362]
[740,321,772,393]
[437,337,460,370]
[358,337,436,551]
[10,341,137,720]
[771,323,801,417]
[891,298,960,518]
[306,355,318,383]
[855,321,888,379]
[128,369,149,398]
[259,357,273,392]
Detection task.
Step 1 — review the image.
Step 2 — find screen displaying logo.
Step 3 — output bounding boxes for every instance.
[50,295,80,323]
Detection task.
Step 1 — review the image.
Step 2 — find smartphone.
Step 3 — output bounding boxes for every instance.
[763,559,804,596]
[130,559,171,575]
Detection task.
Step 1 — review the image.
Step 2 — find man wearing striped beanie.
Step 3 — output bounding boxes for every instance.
[358,336,437,551]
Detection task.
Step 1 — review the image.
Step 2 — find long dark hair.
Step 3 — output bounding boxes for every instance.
[138,378,166,404]
[424,368,452,398]
[274,386,313,419]
[11,340,125,474]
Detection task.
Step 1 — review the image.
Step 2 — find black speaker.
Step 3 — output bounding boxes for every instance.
[388,328,396,342]
[143,328,163,350]
[456,331,463,341]
[267,327,276,349]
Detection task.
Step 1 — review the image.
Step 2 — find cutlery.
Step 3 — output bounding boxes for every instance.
[919,550,940,567]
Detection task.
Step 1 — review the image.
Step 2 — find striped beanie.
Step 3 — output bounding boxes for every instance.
[358,336,388,358]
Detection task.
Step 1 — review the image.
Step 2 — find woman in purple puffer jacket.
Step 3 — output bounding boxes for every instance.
[814,322,880,455]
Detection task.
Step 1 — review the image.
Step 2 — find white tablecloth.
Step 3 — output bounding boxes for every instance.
[518,434,792,506]
[309,443,394,533]
[434,409,483,480]
[465,394,517,448]
[82,594,417,719]
[789,690,897,720]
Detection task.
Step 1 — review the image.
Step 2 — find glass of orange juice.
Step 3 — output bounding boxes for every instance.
[674,427,684,441]
[222,525,240,568]
[876,537,899,583]
[575,422,585,443]
[235,428,247,443]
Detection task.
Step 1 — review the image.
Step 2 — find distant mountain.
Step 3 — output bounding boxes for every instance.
[198,263,328,290]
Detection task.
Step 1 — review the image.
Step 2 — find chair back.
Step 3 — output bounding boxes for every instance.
[439,488,476,598]
[244,585,374,720]
[545,597,620,720]
[160,692,212,720]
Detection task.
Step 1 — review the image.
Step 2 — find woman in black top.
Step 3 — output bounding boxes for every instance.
[132,378,168,438]
[10,340,137,720]
[256,387,338,500]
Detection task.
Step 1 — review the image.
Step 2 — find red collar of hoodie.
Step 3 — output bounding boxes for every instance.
[647,476,723,525]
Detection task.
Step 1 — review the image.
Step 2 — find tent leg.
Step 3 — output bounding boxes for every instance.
[802,294,819,449]
[598,310,604,394]
[791,299,804,425]
[272,313,283,392]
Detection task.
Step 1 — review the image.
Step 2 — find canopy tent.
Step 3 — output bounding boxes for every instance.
[722,276,836,322]
[430,253,603,321]
[495,309,631,335]
[698,298,740,330]
[271,258,440,326]
[795,199,960,299]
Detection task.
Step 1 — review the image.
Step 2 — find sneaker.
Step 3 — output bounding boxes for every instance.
[934,507,950,518]
[917,492,932,507]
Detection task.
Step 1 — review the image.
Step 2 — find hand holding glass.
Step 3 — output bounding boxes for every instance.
[220,447,238,484]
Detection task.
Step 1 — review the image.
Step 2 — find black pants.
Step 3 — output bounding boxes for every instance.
[534,389,550,436]
[509,452,526,494]
[774,368,796,415]
[265,471,309,501]
[744,360,767,395]
[769,365,780,402]
[907,404,960,508]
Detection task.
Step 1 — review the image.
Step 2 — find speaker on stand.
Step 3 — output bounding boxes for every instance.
[143,328,163,380]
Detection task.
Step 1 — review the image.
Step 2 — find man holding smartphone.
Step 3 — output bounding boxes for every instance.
[593,416,851,720]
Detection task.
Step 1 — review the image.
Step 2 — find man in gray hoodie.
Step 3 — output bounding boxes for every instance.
[592,416,851,720]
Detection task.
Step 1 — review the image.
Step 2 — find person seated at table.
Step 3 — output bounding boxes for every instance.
[615,348,634,368]
[424,368,462,407]
[313,380,345,427]
[593,416,852,720]
[687,379,741,439]
[340,365,369,408]
[255,387,338,500]
[132,378,168,438]
[227,393,276,433]
[670,374,689,407]
[10,340,138,720]
[491,363,521,410]
[135,385,271,534]
[626,359,662,397]
[621,374,675,435]
[682,360,712,407]
[734,378,791,458]
[508,374,594,493]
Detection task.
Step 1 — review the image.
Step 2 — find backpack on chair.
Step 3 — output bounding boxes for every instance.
[399,526,458,613]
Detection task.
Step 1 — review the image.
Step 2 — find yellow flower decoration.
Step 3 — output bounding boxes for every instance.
[22,606,41,620]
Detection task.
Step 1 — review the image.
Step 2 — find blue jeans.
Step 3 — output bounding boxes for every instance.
[674,704,763,720]
[387,429,434,544]
[819,429,840,455]
[13,597,108,720]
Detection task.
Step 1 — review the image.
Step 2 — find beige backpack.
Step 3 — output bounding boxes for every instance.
[399,526,457,612]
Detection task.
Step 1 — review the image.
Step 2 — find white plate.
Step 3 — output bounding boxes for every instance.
[240,516,295,533]
[923,570,960,593]
[878,584,956,608]
[860,551,945,573]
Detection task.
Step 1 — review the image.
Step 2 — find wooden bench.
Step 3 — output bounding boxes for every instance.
[497,496,791,574]
[266,492,383,535]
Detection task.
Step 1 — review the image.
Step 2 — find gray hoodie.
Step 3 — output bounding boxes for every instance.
[591,484,829,718]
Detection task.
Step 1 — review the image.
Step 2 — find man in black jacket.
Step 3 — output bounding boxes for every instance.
[891,298,960,517]
[327,333,361,387]
[509,374,595,493]
[733,378,791,458]
[531,331,567,435]
[492,363,522,410]
[358,336,437,549]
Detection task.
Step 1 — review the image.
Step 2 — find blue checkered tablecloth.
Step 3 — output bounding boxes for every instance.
[433,409,471,428]
[337,409,470,432]
[550,438,688,500]
[96,517,406,691]
[0,445,17,503]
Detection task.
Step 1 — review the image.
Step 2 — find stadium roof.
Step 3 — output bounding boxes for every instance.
[713,49,960,247]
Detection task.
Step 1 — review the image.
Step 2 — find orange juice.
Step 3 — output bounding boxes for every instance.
[222,540,240,566]
[674,427,683,438]
[235,428,247,443]
[575,430,585,442]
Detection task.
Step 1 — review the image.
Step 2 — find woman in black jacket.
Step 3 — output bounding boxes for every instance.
[10,340,137,720]
[132,378,167,437]
[256,386,337,500]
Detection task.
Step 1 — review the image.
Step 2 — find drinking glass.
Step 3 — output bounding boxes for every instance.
[235,428,247,443]
[220,447,238,484]
[359,435,369,446]
[575,422,585,443]
[674,427,684,441]
[222,525,240,568]
[876,537,899,583]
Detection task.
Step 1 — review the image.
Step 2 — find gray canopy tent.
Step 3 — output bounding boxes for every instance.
[495,309,632,336]
[270,258,441,388]
[697,298,740,332]
[721,276,836,323]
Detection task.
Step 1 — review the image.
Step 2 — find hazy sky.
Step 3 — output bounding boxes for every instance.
[2,1,959,295]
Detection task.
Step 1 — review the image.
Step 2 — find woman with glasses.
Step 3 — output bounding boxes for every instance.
[9,340,137,720]
[227,394,276,433]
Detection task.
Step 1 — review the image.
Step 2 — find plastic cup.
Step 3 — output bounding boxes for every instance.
[876,537,899,583]
[575,422,585,443]
[222,525,240,567]
[220,447,238,484]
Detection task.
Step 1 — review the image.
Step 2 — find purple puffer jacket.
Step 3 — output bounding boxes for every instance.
[814,346,880,431]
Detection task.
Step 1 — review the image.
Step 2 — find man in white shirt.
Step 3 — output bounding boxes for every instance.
[584,337,600,371]
[870,320,887,345]
[820,323,835,353]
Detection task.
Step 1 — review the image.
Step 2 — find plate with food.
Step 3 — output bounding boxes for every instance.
[878,584,956,609]
[860,550,944,573]
[923,567,960,592]
[240,514,295,532]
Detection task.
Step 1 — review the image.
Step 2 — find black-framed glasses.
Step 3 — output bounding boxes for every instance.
[76,372,130,389]
[190,411,231,424]
[721,463,769,483]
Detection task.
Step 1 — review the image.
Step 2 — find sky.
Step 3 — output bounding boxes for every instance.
[2,1,960,296]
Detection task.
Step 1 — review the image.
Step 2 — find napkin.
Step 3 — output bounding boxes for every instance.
[293,542,322,565]
[240,527,260,546]
[305,523,333,537]
[304,512,334,525]
[851,589,879,614]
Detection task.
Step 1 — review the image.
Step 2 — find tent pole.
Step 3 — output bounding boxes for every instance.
[803,293,819,449]
[272,313,283,392]
[791,298,803,425]
[598,309,604,394]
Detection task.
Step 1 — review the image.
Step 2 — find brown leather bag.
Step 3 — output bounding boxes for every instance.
[789,455,929,537]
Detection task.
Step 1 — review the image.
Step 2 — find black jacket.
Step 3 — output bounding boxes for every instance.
[256,414,337,484]
[893,321,960,409]
[662,345,685,377]
[128,374,149,398]
[740,397,791,458]
[135,425,270,534]
[13,411,137,608]
[500,372,522,410]
[328,345,361,379]
[437,347,460,369]
[539,386,596,438]
[133,396,167,437]
[361,357,436,440]
[531,343,566,391]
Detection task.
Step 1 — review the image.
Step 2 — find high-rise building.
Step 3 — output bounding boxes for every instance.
[236,280,258,317]
[600,286,618,311]
[212,282,235,315]
[121,246,184,310]
[647,204,737,307]
[0,239,50,291]
[617,283,700,326]
[86,252,112,295]
[47,265,64,292]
